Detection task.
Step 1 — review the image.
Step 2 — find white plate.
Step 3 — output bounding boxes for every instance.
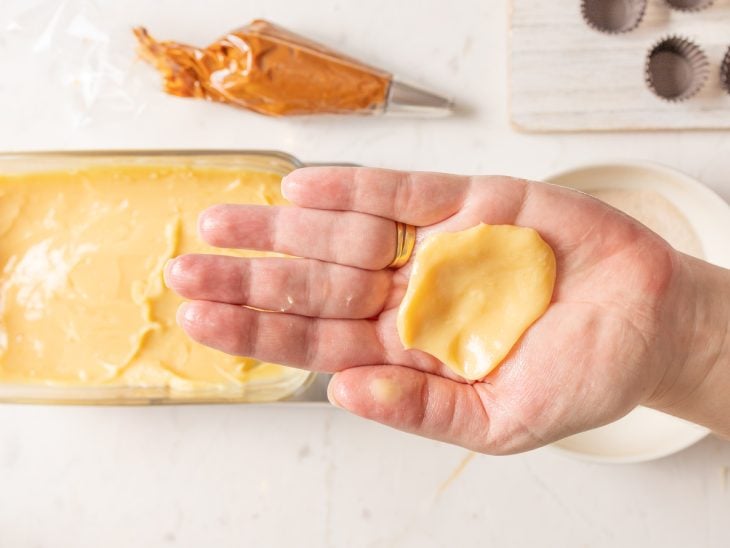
[544,161,730,463]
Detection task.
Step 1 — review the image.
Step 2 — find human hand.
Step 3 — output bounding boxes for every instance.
[164,167,727,453]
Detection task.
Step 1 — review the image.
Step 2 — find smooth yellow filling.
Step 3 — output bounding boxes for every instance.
[397,224,556,381]
[0,164,308,393]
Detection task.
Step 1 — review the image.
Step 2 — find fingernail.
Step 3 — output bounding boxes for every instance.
[369,377,402,406]
[197,205,226,238]
[176,302,191,326]
[280,175,299,201]
[198,212,215,235]
[163,258,175,282]
[327,377,343,409]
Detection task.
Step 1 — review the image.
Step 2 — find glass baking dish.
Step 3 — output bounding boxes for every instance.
[0,149,316,405]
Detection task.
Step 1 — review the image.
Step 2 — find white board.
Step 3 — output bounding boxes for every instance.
[509,0,730,131]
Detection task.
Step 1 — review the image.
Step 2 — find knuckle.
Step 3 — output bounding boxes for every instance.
[393,171,416,214]
[359,220,395,268]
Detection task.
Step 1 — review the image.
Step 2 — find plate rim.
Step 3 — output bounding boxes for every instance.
[542,159,726,464]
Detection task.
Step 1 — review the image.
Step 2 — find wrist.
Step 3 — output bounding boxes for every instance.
[646,252,730,437]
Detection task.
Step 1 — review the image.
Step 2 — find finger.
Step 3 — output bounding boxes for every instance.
[165,254,391,319]
[327,365,498,454]
[177,300,388,373]
[178,301,454,377]
[198,205,397,270]
[281,167,471,226]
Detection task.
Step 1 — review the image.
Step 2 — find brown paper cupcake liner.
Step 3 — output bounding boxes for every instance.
[665,0,714,12]
[581,0,647,34]
[720,46,730,95]
[644,35,709,102]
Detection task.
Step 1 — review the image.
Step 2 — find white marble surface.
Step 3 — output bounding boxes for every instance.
[1,1,729,546]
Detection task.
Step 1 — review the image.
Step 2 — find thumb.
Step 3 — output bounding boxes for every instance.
[327,365,497,454]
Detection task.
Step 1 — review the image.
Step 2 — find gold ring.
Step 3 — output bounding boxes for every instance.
[389,222,416,269]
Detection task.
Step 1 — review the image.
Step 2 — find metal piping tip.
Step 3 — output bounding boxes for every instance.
[385,80,454,116]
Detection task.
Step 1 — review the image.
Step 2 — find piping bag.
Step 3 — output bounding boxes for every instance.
[133,19,453,117]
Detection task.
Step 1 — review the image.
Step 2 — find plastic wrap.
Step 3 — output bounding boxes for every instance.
[2,0,153,128]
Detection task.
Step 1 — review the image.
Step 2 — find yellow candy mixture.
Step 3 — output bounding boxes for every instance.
[0,164,308,394]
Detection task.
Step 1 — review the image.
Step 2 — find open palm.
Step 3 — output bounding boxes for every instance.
[165,167,687,454]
